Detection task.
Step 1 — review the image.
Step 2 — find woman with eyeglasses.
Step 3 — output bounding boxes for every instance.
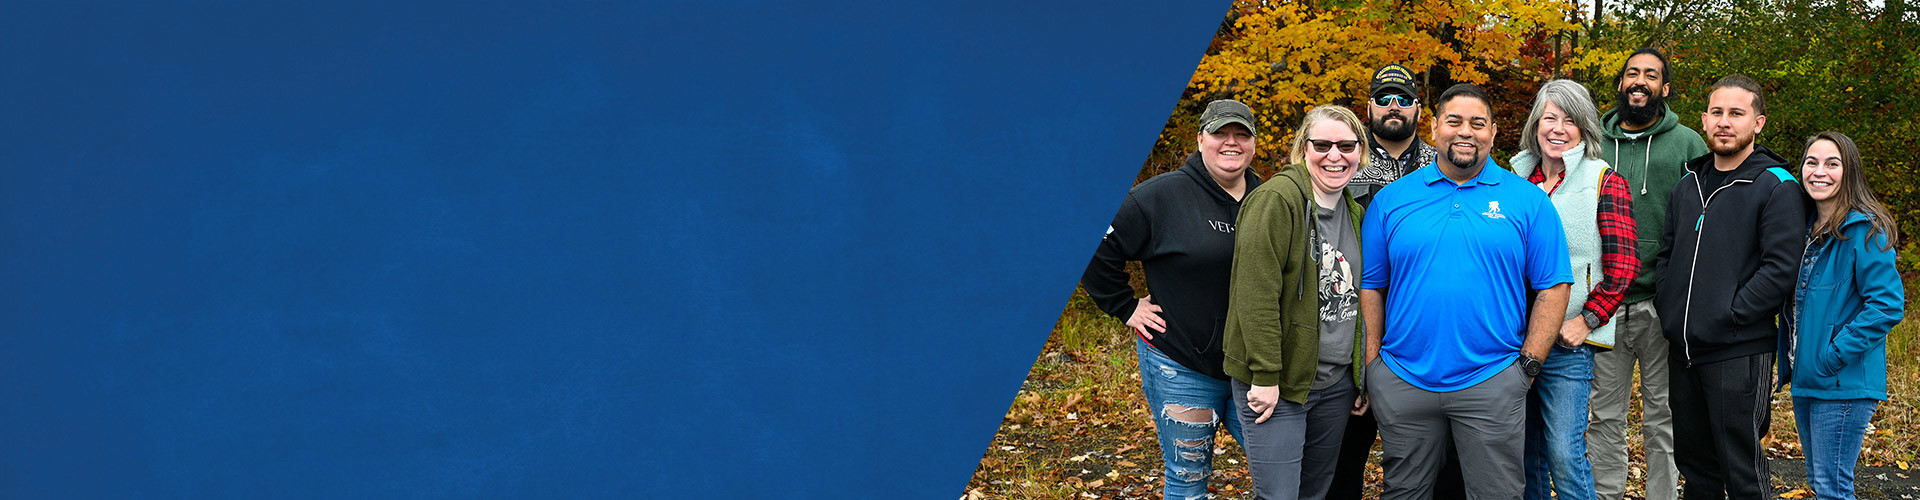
[1222,104,1370,500]
[1507,79,1633,500]
[1778,131,1904,500]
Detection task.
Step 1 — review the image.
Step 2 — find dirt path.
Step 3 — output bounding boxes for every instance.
[1771,458,1920,499]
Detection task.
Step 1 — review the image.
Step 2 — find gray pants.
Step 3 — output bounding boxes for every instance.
[1368,358,1529,500]
[1232,373,1356,500]
[1587,301,1676,500]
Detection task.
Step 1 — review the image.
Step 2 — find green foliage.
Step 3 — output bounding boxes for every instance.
[1135,0,1920,241]
[1899,240,1920,278]
[1594,0,1920,239]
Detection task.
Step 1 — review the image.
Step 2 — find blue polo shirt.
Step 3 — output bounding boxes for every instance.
[1360,160,1572,392]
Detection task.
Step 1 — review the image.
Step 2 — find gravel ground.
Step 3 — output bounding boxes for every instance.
[1770,458,1920,499]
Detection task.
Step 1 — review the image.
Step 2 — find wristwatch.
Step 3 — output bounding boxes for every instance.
[1582,310,1604,330]
[1518,353,1544,377]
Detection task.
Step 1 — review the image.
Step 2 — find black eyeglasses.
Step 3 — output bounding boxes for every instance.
[1306,139,1361,154]
[1372,94,1416,108]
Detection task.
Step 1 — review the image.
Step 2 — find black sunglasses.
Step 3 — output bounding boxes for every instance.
[1372,94,1417,108]
[1307,139,1361,154]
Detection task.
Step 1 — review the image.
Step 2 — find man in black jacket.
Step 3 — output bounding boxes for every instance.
[1652,74,1808,500]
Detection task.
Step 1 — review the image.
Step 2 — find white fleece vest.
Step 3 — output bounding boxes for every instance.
[1512,145,1616,348]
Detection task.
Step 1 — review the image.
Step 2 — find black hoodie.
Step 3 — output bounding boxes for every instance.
[1082,153,1260,379]
[1652,144,1810,366]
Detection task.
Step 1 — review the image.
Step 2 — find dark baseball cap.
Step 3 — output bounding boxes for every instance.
[1370,64,1418,98]
[1198,99,1256,137]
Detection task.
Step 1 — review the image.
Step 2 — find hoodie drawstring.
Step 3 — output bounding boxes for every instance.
[1640,143,1651,195]
[1611,136,1651,195]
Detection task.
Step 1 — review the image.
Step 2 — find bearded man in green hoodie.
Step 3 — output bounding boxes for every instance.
[1586,47,1708,500]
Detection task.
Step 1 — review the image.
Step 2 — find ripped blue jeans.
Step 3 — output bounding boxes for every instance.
[1136,337,1244,499]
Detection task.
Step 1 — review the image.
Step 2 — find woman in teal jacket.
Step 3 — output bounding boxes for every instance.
[1778,131,1905,500]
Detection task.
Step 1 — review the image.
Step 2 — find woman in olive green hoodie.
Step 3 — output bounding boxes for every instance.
[1223,105,1370,500]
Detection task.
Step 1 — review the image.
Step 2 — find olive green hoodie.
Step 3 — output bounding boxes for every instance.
[1599,104,1708,304]
[1222,164,1365,405]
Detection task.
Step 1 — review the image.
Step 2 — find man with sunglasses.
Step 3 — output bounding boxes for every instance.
[1360,83,1573,500]
[1349,64,1439,208]
[1328,63,1466,500]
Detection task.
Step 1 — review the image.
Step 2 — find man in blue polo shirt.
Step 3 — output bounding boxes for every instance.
[1360,83,1574,500]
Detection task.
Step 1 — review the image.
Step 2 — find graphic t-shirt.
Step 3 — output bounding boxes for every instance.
[1314,202,1360,389]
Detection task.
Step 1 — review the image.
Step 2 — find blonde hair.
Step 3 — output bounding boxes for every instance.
[1287,104,1372,170]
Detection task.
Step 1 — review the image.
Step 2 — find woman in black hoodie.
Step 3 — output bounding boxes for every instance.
[1082,99,1263,498]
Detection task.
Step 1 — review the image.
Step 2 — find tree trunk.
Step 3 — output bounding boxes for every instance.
[1431,22,1457,96]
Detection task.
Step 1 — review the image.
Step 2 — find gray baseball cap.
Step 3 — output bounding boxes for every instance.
[1199,99,1256,137]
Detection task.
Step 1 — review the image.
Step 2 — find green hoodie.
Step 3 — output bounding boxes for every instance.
[1599,104,1708,304]
[1222,164,1366,405]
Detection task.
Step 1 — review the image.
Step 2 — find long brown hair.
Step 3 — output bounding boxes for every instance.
[1801,131,1899,249]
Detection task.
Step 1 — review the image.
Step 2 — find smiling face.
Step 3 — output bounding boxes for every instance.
[1802,138,1843,203]
[1616,53,1670,120]
[1304,118,1360,195]
[1702,86,1766,158]
[1197,123,1254,183]
[1432,95,1496,170]
[1533,101,1581,160]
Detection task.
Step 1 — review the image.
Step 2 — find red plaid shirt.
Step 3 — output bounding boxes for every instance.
[1529,166,1637,324]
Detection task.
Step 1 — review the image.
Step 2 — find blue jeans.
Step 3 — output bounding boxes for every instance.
[1794,397,1878,500]
[1137,337,1244,499]
[1525,344,1596,500]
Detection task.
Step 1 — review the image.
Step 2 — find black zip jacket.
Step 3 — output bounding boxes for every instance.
[1652,144,1810,366]
[1083,153,1260,380]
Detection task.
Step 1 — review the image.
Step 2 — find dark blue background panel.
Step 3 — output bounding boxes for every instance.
[1,1,1227,497]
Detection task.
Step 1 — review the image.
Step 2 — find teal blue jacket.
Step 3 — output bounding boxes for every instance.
[1777,210,1905,401]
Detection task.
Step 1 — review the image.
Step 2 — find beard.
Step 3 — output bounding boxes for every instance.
[1370,111,1416,142]
[1616,84,1665,126]
[1445,147,1481,169]
[1708,133,1755,157]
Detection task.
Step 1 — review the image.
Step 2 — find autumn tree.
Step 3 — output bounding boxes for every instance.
[1591,0,1920,243]
[1144,0,1583,179]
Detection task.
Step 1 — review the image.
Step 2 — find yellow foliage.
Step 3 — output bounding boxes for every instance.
[1568,47,1632,76]
[1177,0,1580,158]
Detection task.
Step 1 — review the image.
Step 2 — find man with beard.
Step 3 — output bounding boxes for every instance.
[1653,74,1807,500]
[1328,63,1465,500]
[1360,83,1573,500]
[1349,64,1440,208]
[1586,47,1708,500]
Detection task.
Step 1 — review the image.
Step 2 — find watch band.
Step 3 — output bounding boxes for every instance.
[1582,310,1604,330]
[1518,354,1543,377]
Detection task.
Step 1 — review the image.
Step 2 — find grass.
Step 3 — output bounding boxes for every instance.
[1767,320,1920,467]
[967,289,1920,499]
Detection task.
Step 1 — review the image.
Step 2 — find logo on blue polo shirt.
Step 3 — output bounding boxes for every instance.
[1482,201,1506,219]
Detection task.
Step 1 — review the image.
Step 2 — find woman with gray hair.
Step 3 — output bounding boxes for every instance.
[1508,79,1638,500]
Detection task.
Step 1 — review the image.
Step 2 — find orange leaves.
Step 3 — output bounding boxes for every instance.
[1175,0,1582,159]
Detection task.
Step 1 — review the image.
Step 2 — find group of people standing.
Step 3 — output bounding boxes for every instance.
[1081,49,1906,500]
